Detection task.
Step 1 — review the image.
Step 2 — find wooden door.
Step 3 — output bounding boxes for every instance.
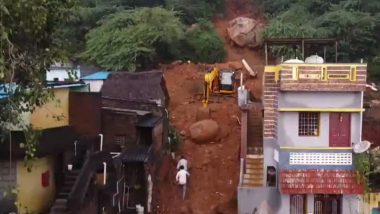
[329,113,351,147]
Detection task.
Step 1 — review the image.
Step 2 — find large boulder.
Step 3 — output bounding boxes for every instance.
[227,17,264,48]
[189,119,219,143]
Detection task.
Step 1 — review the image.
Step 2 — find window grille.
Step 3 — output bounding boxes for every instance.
[298,112,319,136]
[290,194,306,214]
[289,152,352,165]
[115,135,126,147]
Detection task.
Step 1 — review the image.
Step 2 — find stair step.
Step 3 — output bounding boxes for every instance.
[246,154,264,159]
[245,168,263,175]
[65,180,76,187]
[243,179,263,186]
[245,164,262,170]
[55,199,68,204]
[245,159,263,165]
[244,174,263,180]
[51,206,67,212]
[65,175,77,181]
[60,187,72,194]
[57,192,70,199]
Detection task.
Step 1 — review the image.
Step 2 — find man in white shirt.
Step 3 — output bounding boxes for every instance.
[176,155,188,171]
[176,165,190,200]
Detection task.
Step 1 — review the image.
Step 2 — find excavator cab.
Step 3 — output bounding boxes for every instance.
[202,67,235,108]
[219,69,235,93]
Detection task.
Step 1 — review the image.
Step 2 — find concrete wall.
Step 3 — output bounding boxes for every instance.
[69,92,101,137]
[46,68,80,81]
[153,122,163,153]
[278,92,362,108]
[102,110,139,150]
[343,195,363,214]
[278,112,361,147]
[238,187,283,214]
[84,80,104,92]
[0,161,16,200]
[31,88,69,129]
[17,156,56,213]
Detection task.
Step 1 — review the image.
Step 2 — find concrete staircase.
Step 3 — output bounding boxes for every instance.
[247,103,263,155]
[49,170,80,214]
[242,154,264,187]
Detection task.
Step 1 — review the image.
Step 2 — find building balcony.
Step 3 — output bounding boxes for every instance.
[278,147,364,194]
[265,64,367,92]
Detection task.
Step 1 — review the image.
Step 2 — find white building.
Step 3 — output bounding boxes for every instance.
[46,62,80,82]
[81,71,110,92]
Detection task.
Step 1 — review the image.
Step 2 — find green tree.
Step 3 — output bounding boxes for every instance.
[178,22,226,63]
[0,0,75,137]
[82,7,184,71]
[261,0,380,78]
[165,0,225,24]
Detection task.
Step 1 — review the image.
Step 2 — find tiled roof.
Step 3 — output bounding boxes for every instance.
[280,169,364,194]
[101,70,169,104]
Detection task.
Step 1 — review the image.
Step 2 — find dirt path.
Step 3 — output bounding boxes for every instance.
[153,64,241,214]
[152,0,266,213]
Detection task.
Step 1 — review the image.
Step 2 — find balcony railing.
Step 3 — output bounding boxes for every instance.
[265,64,367,91]
[279,147,355,170]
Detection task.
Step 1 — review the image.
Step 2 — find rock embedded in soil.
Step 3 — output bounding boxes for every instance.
[189,119,219,143]
[180,130,187,136]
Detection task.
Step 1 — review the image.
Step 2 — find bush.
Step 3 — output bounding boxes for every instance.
[175,22,226,63]
[165,0,225,24]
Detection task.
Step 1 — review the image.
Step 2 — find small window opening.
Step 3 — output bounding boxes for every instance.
[267,166,276,187]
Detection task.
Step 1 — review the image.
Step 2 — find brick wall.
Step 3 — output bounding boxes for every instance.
[263,72,279,139]
[102,110,139,151]
[0,161,16,200]
[69,92,101,137]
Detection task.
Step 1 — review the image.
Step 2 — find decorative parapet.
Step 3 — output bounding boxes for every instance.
[270,63,367,92]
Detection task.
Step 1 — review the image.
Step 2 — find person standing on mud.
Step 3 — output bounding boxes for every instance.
[176,165,190,200]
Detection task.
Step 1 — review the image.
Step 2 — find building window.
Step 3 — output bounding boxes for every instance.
[298,112,319,136]
[115,135,127,148]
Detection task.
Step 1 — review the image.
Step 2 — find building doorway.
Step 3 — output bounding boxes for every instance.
[290,194,307,214]
[329,113,351,147]
[314,194,342,214]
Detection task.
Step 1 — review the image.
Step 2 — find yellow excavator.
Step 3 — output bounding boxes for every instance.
[202,67,235,108]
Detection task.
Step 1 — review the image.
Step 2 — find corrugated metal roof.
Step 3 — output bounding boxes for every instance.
[121,146,151,163]
[81,71,110,80]
[137,115,161,128]
[280,169,364,194]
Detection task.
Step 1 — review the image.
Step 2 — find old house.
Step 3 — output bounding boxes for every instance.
[68,70,170,213]
[0,82,89,213]
[238,48,367,213]
[100,70,169,213]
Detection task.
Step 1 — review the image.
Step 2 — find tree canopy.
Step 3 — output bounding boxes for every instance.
[258,0,380,79]
[0,0,75,133]
[82,7,184,71]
